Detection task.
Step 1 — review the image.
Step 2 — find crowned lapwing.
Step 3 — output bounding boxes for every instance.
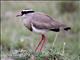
[16,9,71,52]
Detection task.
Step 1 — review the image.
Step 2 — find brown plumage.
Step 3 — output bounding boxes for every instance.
[16,9,71,52]
[30,12,67,31]
[22,12,70,32]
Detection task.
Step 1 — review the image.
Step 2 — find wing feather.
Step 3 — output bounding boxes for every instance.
[31,12,65,30]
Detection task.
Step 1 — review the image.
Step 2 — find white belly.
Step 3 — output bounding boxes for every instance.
[32,24,48,34]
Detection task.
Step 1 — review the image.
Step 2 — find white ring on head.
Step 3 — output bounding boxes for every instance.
[22,9,33,11]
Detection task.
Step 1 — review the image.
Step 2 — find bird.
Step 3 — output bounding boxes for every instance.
[16,9,71,52]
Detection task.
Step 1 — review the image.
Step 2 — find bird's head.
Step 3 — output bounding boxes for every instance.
[16,9,35,17]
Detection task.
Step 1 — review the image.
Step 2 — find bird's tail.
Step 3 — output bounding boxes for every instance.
[60,23,71,31]
[64,27,71,31]
[50,27,71,32]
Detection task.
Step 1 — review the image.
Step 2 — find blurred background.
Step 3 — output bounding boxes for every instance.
[1,1,80,60]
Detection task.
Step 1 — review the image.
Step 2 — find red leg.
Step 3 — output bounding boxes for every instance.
[35,34,45,52]
[39,35,47,51]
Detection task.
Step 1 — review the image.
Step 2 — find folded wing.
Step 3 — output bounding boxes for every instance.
[31,12,66,32]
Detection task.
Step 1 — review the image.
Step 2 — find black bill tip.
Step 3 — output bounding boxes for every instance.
[16,14,22,17]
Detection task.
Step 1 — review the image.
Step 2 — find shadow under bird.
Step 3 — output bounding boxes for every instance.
[16,9,71,52]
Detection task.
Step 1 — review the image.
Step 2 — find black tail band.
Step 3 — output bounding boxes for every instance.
[64,27,71,31]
